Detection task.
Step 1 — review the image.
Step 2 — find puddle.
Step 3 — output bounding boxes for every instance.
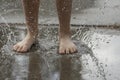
[0,25,120,80]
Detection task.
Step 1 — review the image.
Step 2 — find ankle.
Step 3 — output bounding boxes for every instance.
[26,33,37,40]
[59,36,71,41]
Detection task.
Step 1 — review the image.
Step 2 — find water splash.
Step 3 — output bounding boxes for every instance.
[73,27,108,80]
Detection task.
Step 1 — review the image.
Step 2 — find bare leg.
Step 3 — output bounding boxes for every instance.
[13,0,40,53]
[56,0,77,54]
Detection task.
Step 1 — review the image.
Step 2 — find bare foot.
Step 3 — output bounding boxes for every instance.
[13,34,36,53]
[59,38,77,54]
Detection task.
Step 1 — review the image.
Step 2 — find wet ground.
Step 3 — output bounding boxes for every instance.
[0,25,120,80]
[0,0,120,25]
[0,0,120,80]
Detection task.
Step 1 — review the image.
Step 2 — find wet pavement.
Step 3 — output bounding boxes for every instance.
[0,25,120,80]
[0,0,120,25]
[0,0,120,80]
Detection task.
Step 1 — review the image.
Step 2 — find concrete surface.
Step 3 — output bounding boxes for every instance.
[0,25,120,80]
[0,0,120,25]
[0,0,120,80]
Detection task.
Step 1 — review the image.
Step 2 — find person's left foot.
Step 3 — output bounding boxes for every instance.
[59,38,77,54]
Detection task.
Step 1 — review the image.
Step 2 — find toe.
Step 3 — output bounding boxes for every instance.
[66,48,70,54]
[13,44,19,51]
[70,48,75,53]
[73,48,77,53]
[17,46,23,52]
[59,48,65,54]
[21,46,28,53]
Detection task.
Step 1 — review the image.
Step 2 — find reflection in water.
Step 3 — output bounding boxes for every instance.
[60,56,73,80]
[0,26,120,80]
[60,55,82,80]
[28,53,41,80]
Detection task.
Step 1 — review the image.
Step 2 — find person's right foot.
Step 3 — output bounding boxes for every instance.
[13,34,36,53]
